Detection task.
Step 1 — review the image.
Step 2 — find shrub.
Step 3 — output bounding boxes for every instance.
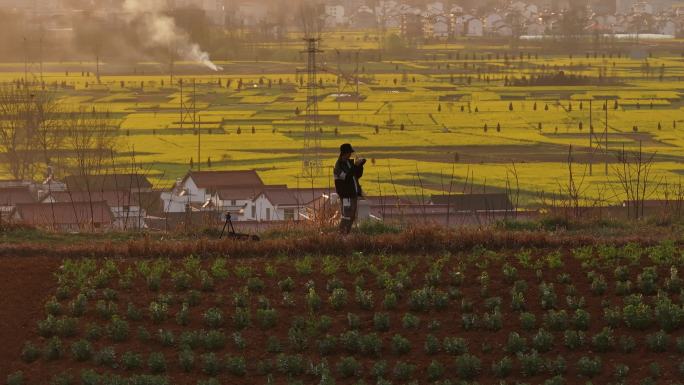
[147,352,167,374]
[21,342,40,363]
[287,326,309,352]
[461,313,478,330]
[327,288,348,310]
[107,317,129,342]
[520,312,536,331]
[483,310,503,331]
[408,287,432,312]
[6,371,24,385]
[603,306,622,327]
[337,356,362,378]
[69,294,87,317]
[505,332,528,354]
[648,362,662,378]
[202,330,226,351]
[278,277,295,292]
[401,313,420,329]
[276,354,305,376]
[201,353,222,376]
[563,330,585,350]
[148,302,168,324]
[577,356,602,378]
[347,313,361,330]
[572,309,590,330]
[539,283,557,309]
[491,356,513,378]
[157,329,175,347]
[613,363,630,379]
[232,308,251,330]
[654,296,683,332]
[246,277,265,293]
[318,334,337,356]
[370,312,389,332]
[339,330,360,353]
[425,334,440,355]
[391,334,411,355]
[44,336,63,361]
[646,330,670,352]
[203,308,224,328]
[371,360,387,379]
[619,335,636,353]
[225,355,247,376]
[256,308,278,329]
[306,288,322,312]
[454,354,481,380]
[443,337,468,355]
[544,309,568,331]
[392,361,416,381]
[511,291,526,311]
[623,299,653,330]
[427,360,445,381]
[360,333,382,357]
[546,355,567,376]
[94,347,116,368]
[266,336,282,353]
[355,287,374,310]
[383,293,398,310]
[591,327,615,352]
[70,340,92,362]
[517,350,544,377]
[532,328,554,353]
[121,351,143,370]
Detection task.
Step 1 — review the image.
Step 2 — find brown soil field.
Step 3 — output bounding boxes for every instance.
[2,236,683,384]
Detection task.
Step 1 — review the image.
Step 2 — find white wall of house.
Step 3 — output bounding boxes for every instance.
[210,195,255,221]
[253,195,301,222]
[162,176,211,213]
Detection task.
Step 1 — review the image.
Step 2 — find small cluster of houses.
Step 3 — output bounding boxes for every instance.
[0,169,518,232]
[321,0,684,39]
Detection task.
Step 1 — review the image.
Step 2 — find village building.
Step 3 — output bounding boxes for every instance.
[161,170,265,213]
[41,191,146,230]
[0,186,36,217]
[11,201,114,231]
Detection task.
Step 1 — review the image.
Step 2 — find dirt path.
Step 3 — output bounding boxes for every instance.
[0,256,60,378]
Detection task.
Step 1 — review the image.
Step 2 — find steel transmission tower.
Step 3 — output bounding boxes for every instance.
[302,38,323,177]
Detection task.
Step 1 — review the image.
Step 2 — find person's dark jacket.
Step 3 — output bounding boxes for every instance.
[334,158,364,198]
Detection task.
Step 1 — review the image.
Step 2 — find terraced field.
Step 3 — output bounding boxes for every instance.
[3,38,684,204]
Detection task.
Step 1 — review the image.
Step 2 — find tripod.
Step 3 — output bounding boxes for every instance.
[219,212,260,241]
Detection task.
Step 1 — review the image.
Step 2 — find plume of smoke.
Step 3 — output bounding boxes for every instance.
[122,0,222,71]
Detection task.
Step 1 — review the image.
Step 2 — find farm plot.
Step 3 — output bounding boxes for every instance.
[6,242,684,385]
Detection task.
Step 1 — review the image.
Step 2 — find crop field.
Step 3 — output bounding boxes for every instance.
[3,36,684,203]
[4,239,684,384]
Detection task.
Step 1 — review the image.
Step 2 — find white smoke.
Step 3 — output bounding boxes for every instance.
[122,0,223,71]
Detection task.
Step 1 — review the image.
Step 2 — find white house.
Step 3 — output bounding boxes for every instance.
[253,188,330,222]
[659,20,676,35]
[485,13,504,33]
[465,16,484,37]
[325,5,346,27]
[632,2,654,15]
[161,170,265,213]
[210,184,286,221]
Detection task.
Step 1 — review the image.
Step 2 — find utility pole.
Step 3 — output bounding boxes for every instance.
[355,50,360,111]
[302,37,323,177]
[605,100,610,176]
[197,115,201,172]
[589,99,593,176]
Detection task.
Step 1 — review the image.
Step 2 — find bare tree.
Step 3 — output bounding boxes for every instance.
[0,86,63,180]
[611,142,661,220]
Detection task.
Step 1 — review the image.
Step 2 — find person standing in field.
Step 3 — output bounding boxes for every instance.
[334,143,366,234]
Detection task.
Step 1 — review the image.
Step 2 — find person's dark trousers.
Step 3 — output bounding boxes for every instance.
[339,197,358,234]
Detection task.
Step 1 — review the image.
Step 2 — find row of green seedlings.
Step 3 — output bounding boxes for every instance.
[14,337,684,385]
[39,261,684,340]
